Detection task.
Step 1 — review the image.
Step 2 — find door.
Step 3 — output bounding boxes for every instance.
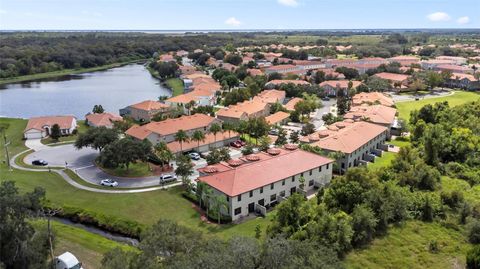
[258,199,264,206]
[248,202,255,213]
[290,187,296,195]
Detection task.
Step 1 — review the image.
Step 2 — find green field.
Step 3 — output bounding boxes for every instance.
[32,220,136,269]
[367,151,397,171]
[344,220,469,269]
[396,91,480,120]
[166,78,185,96]
[99,161,153,177]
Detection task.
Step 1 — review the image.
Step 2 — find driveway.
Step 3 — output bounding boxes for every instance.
[312,99,336,129]
[388,88,453,103]
[25,139,49,151]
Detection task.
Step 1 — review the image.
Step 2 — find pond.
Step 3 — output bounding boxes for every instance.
[0,64,171,118]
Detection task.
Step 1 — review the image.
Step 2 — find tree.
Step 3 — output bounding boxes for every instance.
[175,154,194,190]
[224,54,243,66]
[335,66,359,80]
[50,123,61,141]
[75,126,119,152]
[0,181,49,268]
[98,138,152,170]
[92,104,105,113]
[213,195,229,224]
[289,130,300,144]
[467,218,480,244]
[425,71,444,89]
[301,123,315,136]
[209,123,222,145]
[351,204,378,247]
[274,128,288,146]
[154,142,174,167]
[174,130,189,153]
[149,61,179,79]
[336,86,349,115]
[258,136,272,152]
[191,130,206,152]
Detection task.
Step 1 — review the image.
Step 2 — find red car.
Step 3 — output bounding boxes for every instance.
[230,141,242,148]
[238,140,246,146]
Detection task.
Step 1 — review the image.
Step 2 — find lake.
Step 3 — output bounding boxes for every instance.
[0,64,171,118]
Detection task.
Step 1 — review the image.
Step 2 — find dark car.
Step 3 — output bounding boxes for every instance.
[322,97,330,101]
[32,159,48,166]
[230,141,242,148]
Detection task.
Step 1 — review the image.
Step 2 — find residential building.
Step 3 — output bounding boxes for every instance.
[198,148,334,221]
[264,64,302,75]
[125,114,219,145]
[445,73,480,90]
[351,92,395,107]
[420,59,456,70]
[24,115,77,139]
[167,131,239,154]
[265,111,290,126]
[319,80,362,96]
[292,60,326,70]
[303,121,389,172]
[159,54,175,62]
[216,97,271,123]
[388,55,420,66]
[283,97,303,112]
[435,56,468,65]
[85,112,122,128]
[373,72,410,89]
[434,64,473,74]
[265,80,311,88]
[257,89,286,104]
[247,69,264,77]
[344,105,397,135]
[119,100,171,122]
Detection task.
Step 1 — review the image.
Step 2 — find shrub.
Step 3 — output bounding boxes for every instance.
[467,245,480,269]
[467,218,480,244]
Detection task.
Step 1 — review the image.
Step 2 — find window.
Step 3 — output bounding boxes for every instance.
[282,179,285,186]
[234,207,242,215]
[341,163,345,169]
[280,190,285,197]
[270,194,276,202]
[301,172,304,177]
[326,164,329,169]
[249,191,253,197]
[226,196,229,202]
[270,183,274,190]
[260,187,263,194]
[238,194,242,202]
[309,170,312,176]
[292,176,295,182]
[309,180,314,186]
[319,166,322,172]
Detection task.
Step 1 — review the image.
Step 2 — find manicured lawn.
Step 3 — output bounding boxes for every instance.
[0,118,28,162]
[41,120,88,145]
[396,91,480,120]
[166,78,184,97]
[32,220,136,268]
[344,220,470,269]
[367,152,396,171]
[100,161,153,177]
[389,139,411,148]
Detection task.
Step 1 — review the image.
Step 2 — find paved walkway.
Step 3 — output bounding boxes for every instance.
[11,149,182,193]
[25,139,48,151]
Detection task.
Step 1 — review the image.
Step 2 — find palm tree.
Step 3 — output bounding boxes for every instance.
[191,130,206,152]
[196,181,207,209]
[222,122,235,139]
[174,130,189,153]
[209,123,222,145]
[154,142,174,169]
[214,195,229,224]
[204,187,214,218]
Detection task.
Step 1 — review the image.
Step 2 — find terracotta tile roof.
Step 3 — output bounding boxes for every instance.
[130,100,169,111]
[436,64,472,72]
[265,111,290,125]
[311,121,388,154]
[352,92,394,107]
[257,90,286,104]
[388,55,420,61]
[86,113,122,127]
[247,69,264,76]
[159,54,175,62]
[320,80,362,89]
[373,72,410,82]
[344,105,397,125]
[167,131,239,153]
[216,98,269,119]
[125,114,216,139]
[265,64,298,72]
[449,72,478,82]
[25,116,76,131]
[283,97,303,111]
[198,149,334,196]
[266,80,311,86]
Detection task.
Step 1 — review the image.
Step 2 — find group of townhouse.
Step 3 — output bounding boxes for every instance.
[22,42,479,222]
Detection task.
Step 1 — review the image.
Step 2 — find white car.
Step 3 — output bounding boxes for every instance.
[188,152,201,160]
[100,179,119,187]
[160,174,177,184]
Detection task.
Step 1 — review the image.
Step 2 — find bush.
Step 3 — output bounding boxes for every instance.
[467,218,480,244]
[440,190,464,209]
[467,245,480,269]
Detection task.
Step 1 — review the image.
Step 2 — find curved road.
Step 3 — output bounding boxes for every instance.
[11,148,181,194]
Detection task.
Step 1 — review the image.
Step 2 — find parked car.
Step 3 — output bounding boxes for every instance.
[238,140,246,146]
[32,159,48,166]
[160,174,177,184]
[230,141,242,148]
[268,129,279,136]
[100,179,118,187]
[188,152,201,160]
[322,97,330,101]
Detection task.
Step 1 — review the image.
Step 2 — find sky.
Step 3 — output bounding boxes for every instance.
[0,0,479,30]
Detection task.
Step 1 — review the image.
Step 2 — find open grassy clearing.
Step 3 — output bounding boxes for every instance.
[344,220,469,269]
[99,161,153,177]
[367,151,396,171]
[396,91,480,120]
[166,78,185,97]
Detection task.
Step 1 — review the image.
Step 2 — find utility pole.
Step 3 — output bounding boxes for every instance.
[3,133,11,171]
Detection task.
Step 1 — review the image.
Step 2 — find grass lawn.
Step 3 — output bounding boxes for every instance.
[396,91,480,120]
[344,220,470,269]
[389,139,411,148]
[166,78,184,97]
[32,220,136,268]
[41,120,88,145]
[367,152,396,171]
[441,177,480,207]
[99,161,153,177]
[0,118,28,162]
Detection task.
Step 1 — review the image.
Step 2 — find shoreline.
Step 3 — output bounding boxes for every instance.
[0,59,146,85]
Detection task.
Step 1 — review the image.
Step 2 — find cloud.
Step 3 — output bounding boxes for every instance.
[278,0,299,7]
[0,9,6,14]
[457,16,470,24]
[427,12,451,22]
[225,17,242,27]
